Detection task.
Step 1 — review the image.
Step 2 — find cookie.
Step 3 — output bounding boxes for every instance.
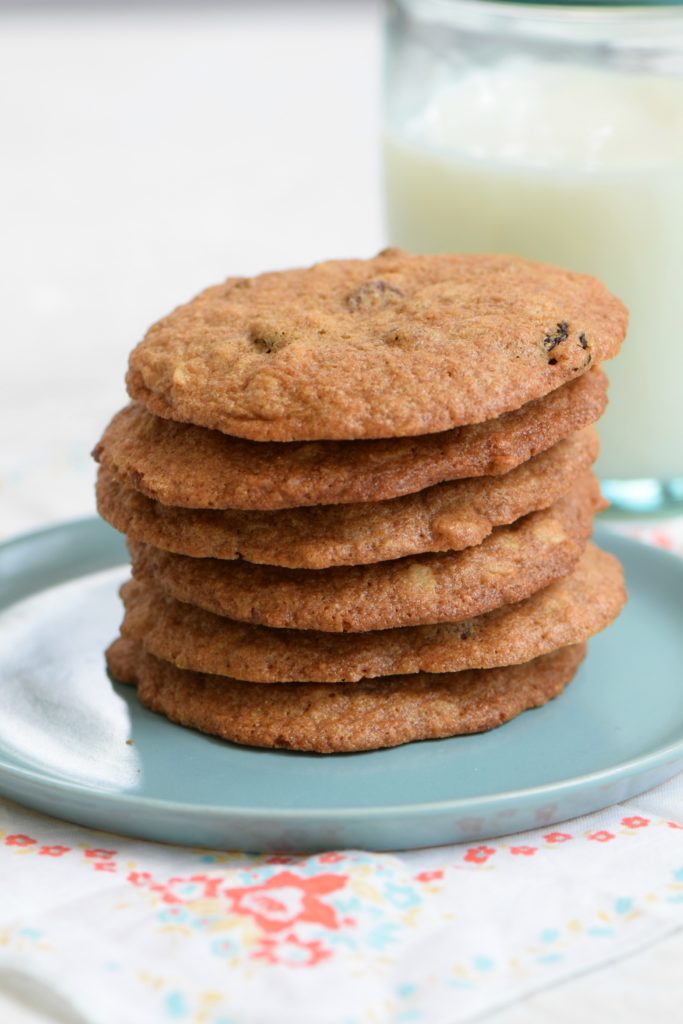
[119,543,625,682]
[94,369,607,511]
[129,474,601,632]
[97,428,598,569]
[126,251,626,441]
[107,637,586,753]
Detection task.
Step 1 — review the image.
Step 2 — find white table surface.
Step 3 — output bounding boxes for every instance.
[0,4,681,1021]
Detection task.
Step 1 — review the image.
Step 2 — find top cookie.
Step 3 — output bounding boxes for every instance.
[126,250,627,441]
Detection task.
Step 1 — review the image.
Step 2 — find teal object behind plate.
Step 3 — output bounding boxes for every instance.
[0,519,681,852]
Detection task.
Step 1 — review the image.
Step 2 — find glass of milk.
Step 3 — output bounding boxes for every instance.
[383,0,683,514]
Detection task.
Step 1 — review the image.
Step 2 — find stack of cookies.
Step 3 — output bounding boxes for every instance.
[94,250,628,753]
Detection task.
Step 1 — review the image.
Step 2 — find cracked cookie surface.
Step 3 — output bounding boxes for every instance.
[129,474,601,632]
[94,369,607,511]
[126,251,626,441]
[106,638,586,753]
[97,428,598,568]
[117,544,625,683]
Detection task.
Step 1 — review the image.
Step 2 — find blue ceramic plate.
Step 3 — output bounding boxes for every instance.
[0,518,681,852]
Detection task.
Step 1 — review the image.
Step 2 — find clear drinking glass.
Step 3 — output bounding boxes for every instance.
[383,0,683,514]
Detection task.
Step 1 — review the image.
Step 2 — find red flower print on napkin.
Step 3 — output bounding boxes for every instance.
[253,936,332,967]
[4,834,36,847]
[128,871,153,886]
[224,871,347,934]
[416,870,444,881]
[621,816,650,829]
[463,846,496,864]
[544,832,573,844]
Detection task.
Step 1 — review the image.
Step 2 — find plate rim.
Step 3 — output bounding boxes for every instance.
[0,734,682,821]
[0,517,682,822]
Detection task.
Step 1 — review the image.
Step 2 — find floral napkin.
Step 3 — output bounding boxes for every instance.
[0,780,682,1024]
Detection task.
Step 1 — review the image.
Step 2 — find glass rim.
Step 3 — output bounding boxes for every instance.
[389,0,683,20]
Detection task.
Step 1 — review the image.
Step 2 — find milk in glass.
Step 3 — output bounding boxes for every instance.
[385,56,683,494]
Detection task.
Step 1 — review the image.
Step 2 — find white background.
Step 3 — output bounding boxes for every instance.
[0,0,383,538]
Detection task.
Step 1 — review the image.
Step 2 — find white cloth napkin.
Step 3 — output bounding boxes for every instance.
[0,781,682,1024]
